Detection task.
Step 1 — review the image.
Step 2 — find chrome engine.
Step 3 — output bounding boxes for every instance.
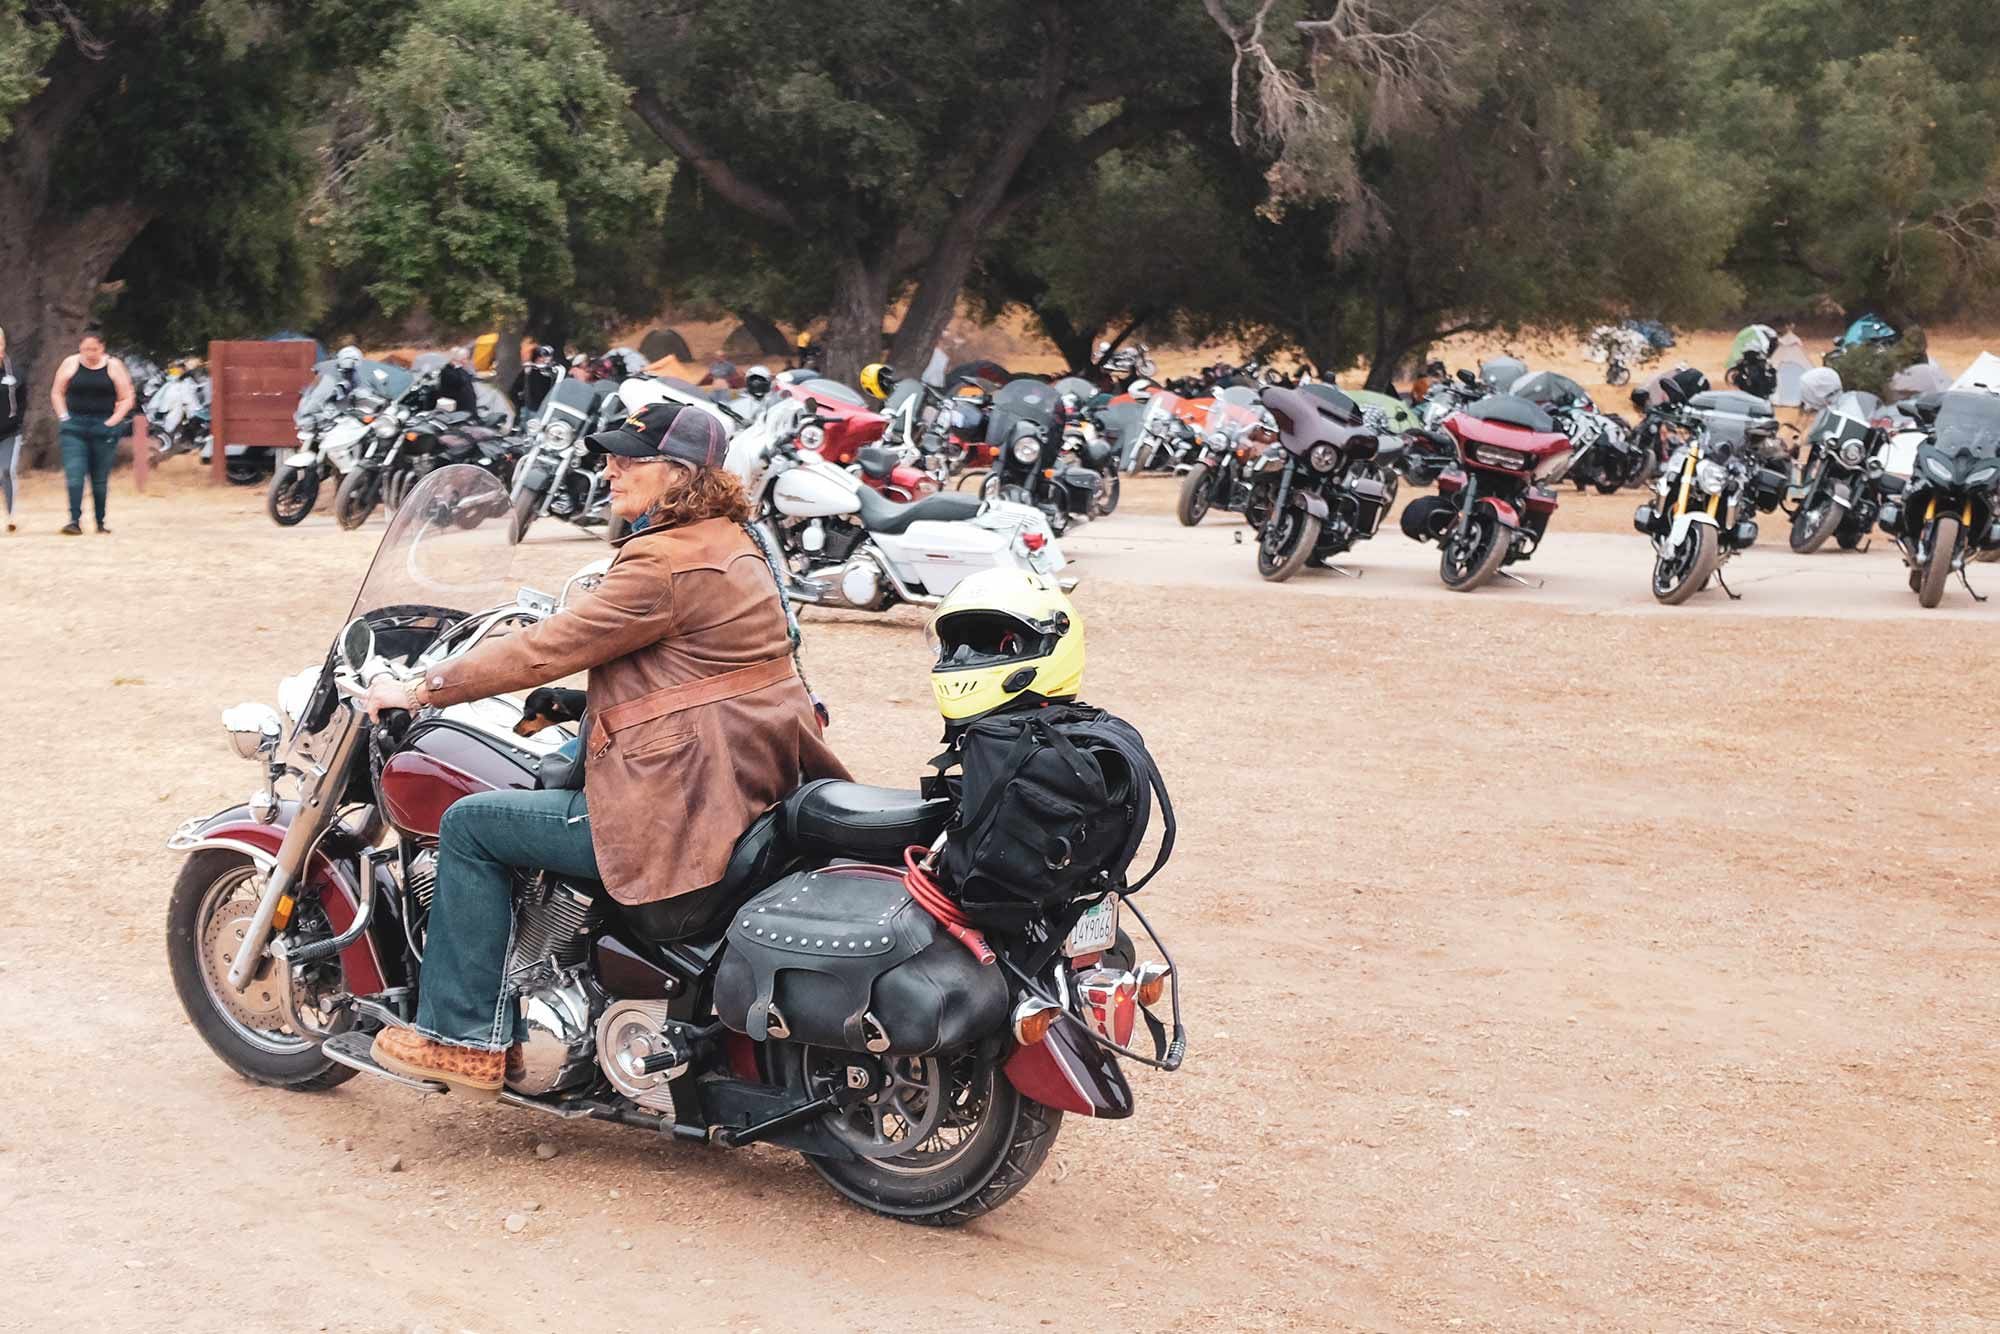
[505,878,607,1096]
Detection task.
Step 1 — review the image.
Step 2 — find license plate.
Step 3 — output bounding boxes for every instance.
[1062,896,1119,957]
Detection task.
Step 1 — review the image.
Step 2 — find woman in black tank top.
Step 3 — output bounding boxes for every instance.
[51,329,135,535]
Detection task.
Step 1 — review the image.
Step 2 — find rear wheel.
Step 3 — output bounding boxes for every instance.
[1256,507,1321,582]
[1918,515,1959,608]
[1439,510,1508,592]
[166,851,356,1091]
[332,468,380,531]
[1652,521,1719,604]
[267,464,320,526]
[792,1045,1061,1227]
[1177,463,1215,526]
[507,484,542,546]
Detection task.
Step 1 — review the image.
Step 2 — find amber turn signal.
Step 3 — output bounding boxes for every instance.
[1010,997,1061,1046]
[1135,961,1172,1008]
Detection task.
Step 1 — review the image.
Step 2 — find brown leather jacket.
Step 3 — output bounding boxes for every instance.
[423,517,850,904]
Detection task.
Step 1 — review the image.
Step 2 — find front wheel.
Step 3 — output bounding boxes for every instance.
[1256,507,1321,582]
[1606,360,1631,387]
[267,464,321,527]
[166,850,356,1090]
[332,468,380,531]
[1789,485,1842,553]
[1917,515,1960,608]
[507,484,542,546]
[1177,463,1215,526]
[792,1045,1061,1226]
[1653,521,1719,604]
[1092,472,1120,517]
[1439,510,1508,592]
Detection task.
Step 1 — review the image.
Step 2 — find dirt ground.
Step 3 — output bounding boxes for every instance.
[2,442,1997,1333]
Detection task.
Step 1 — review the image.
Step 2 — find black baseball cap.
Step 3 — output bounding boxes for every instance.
[586,401,729,469]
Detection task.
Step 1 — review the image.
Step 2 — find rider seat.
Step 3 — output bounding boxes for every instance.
[852,486,982,534]
[854,446,901,481]
[617,782,950,943]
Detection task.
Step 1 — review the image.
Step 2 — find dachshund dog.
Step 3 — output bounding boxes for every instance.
[513,686,587,738]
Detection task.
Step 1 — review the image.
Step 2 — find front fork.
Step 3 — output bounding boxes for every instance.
[223,708,364,992]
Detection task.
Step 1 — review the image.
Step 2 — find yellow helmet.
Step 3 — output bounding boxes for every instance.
[927,569,1083,724]
[859,362,896,401]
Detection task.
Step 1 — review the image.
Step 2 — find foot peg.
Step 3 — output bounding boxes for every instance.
[321,1030,446,1094]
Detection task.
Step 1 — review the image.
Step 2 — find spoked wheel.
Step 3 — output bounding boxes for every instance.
[1177,463,1215,526]
[1652,522,1720,604]
[1439,511,1509,592]
[267,464,321,526]
[1789,487,1841,553]
[1917,515,1959,608]
[791,1045,1060,1226]
[1256,507,1321,582]
[165,851,355,1090]
[332,468,381,531]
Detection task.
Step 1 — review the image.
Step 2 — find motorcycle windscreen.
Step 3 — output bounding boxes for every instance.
[343,465,586,663]
[988,379,1061,443]
[540,377,602,429]
[1932,391,2000,458]
[1510,370,1588,407]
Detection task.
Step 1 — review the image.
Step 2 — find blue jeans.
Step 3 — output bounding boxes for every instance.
[413,787,600,1050]
[59,417,119,526]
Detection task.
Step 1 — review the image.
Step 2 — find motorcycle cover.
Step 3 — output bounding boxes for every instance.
[1510,371,1590,408]
[1838,315,1899,350]
[1344,389,1419,433]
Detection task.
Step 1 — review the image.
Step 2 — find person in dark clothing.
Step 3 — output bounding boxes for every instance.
[0,325,23,533]
[50,329,135,535]
[510,344,559,414]
[439,345,481,420]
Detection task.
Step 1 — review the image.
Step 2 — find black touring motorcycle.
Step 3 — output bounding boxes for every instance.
[166,466,1183,1225]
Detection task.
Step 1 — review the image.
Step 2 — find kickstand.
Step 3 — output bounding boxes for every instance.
[1322,562,1363,579]
[1713,566,1743,600]
[1497,568,1544,590]
[1959,565,1988,602]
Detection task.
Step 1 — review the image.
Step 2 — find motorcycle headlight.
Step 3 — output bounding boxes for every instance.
[1838,440,1863,467]
[1470,445,1530,470]
[1696,460,1729,494]
[1923,453,1953,483]
[545,420,575,448]
[1308,443,1339,473]
[373,417,397,438]
[800,423,826,450]
[1011,436,1040,464]
[1966,463,1998,488]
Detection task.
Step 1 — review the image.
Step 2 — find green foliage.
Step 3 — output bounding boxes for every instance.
[323,0,670,333]
[0,1,58,137]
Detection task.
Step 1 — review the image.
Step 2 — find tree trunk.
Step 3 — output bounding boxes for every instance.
[1032,303,1099,373]
[822,253,889,387]
[886,226,985,379]
[492,322,525,410]
[733,310,793,358]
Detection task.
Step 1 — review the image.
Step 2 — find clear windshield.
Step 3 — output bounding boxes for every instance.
[1139,391,1186,433]
[1205,398,1263,437]
[797,377,866,407]
[296,374,343,423]
[1934,392,2000,457]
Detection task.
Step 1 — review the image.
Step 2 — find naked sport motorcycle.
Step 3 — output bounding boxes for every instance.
[166,465,1180,1225]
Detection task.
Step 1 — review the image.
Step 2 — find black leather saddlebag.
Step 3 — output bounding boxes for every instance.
[713,867,1008,1055]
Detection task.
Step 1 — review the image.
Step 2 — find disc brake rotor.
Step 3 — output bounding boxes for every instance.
[200,892,289,1031]
[815,1052,945,1161]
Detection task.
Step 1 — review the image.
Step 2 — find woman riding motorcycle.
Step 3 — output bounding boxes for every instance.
[359,401,850,1092]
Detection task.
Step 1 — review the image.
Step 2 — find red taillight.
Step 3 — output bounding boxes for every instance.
[1021,531,1046,552]
[1075,968,1138,1047]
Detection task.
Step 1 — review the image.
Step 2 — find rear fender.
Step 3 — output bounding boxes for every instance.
[1475,496,1521,530]
[1666,510,1719,549]
[176,809,389,994]
[1004,1022,1134,1119]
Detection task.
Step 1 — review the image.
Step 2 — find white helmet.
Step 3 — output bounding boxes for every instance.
[336,344,361,371]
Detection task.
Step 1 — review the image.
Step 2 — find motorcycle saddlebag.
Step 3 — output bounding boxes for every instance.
[713,866,1008,1055]
[1750,466,1791,513]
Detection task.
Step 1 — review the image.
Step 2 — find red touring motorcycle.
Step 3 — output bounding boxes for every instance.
[165,466,1183,1225]
[1398,394,1574,591]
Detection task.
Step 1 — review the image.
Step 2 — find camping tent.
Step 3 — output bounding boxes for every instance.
[1888,361,1950,401]
[1950,352,2000,394]
[1771,332,1814,406]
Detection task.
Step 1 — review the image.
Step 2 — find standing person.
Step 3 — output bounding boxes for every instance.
[0,326,22,533]
[510,344,558,413]
[439,345,481,420]
[49,328,135,536]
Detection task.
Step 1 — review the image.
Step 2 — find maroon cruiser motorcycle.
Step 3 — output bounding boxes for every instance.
[165,465,1183,1225]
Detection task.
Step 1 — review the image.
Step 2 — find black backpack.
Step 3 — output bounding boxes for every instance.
[926,703,1174,938]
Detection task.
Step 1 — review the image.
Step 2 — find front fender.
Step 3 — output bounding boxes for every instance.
[1666,510,1719,549]
[1293,489,1330,520]
[172,806,389,994]
[1475,496,1521,529]
[1005,1022,1134,1119]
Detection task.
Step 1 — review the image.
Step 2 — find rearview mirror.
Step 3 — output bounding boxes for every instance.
[339,618,374,674]
[372,368,389,384]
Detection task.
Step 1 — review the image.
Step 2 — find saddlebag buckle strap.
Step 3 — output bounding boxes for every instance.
[588,655,796,754]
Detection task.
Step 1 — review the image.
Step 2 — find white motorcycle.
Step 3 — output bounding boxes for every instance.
[735,397,1067,611]
[271,364,403,527]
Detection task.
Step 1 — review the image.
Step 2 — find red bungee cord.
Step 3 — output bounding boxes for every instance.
[901,845,996,966]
